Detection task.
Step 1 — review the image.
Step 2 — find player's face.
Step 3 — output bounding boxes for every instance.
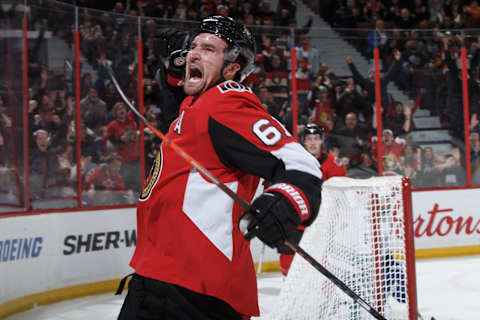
[184,33,227,96]
[303,134,322,158]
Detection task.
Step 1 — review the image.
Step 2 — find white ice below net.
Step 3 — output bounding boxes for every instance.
[259,176,411,320]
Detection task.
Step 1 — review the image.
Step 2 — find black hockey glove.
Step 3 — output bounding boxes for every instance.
[158,28,189,56]
[166,49,187,83]
[239,183,311,250]
[157,28,189,87]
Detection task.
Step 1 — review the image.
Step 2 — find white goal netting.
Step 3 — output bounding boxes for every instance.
[261,176,417,320]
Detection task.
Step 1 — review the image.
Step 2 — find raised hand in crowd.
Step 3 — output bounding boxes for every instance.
[393,49,401,60]
[404,104,412,119]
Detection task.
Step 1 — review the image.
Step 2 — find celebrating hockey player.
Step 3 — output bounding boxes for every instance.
[117,16,323,319]
[279,123,345,276]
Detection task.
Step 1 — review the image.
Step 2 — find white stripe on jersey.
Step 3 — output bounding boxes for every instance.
[182,169,238,261]
[271,142,323,180]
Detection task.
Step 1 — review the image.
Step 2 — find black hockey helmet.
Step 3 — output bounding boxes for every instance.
[196,16,256,82]
[303,123,325,140]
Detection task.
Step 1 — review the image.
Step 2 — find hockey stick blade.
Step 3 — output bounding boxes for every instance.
[284,240,387,320]
[107,65,386,320]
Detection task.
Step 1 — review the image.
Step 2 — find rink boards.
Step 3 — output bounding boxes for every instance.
[1,188,480,318]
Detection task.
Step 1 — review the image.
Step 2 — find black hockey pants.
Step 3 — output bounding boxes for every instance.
[117,274,249,320]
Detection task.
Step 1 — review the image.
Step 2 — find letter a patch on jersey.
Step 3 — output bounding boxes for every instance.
[174,110,185,135]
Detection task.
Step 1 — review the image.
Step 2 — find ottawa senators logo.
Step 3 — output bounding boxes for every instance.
[140,149,163,201]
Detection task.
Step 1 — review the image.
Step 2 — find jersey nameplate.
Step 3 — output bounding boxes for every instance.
[217,80,252,94]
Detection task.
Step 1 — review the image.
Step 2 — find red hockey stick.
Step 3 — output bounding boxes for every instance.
[106,65,387,320]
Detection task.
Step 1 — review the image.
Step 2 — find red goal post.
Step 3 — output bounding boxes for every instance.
[259,176,418,320]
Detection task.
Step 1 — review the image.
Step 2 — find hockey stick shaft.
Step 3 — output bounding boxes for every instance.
[107,66,386,320]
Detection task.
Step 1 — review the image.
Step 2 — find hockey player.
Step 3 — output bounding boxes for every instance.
[117,16,323,320]
[279,123,346,276]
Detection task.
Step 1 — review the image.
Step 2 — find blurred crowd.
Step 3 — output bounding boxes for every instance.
[1,0,480,211]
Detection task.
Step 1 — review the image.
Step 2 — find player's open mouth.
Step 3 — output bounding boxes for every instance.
[188,66,203,81]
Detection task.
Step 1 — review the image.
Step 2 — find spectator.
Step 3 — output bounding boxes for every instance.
[80,73,94,98]
[287,15,313,46]
[263,54,290,107]
[400,144,422,182]
[334,112,371,160]
[395,8,418,29]
[416,146,437,187]
[31,95,67,147]
[103,81,122,112]
[429,0,444,22]
[347,151,379,178]
[294,51,314,117]
[335,77,371,123]
[104,101,141,193]
[442,39,466,137]
[443,0,464,22]
[83,153,130,206]
[464,0,480,28]
[384,0,402,22]
[70,121,102,165]
[308,85,335,128]
[412,0,430,22]
[346,49,402,112]
[29,129,63,201]
[363,0,386,21]
[276,0,297,25]
[112,37,136,90]
[435,150,467,187]
[80,87,107,130]
[371,128,406,163]
[296,34,320,75]
[258,86,281,119]
[335,0,363,33]
[55,142,77,197]
[379,102,413,137]
[366,19,391,59]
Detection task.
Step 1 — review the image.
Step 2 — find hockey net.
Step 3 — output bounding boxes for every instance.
[261,176,418,320]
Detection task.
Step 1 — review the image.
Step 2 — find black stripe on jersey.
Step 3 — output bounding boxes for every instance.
[208,117,322,225]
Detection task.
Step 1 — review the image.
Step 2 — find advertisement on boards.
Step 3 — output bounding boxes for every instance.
[412,189,480,250]
[0,208,136,305]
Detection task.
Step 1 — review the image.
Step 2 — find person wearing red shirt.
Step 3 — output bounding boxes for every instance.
[308,85,335,128]
[104,101,141,192]
[83,153,128,206]
[371,128,406,161]
[279,123,346,275]
[371,129,406,175]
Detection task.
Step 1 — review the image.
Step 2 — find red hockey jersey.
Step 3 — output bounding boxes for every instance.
[130,80,322,316]
[318,152,346,180]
